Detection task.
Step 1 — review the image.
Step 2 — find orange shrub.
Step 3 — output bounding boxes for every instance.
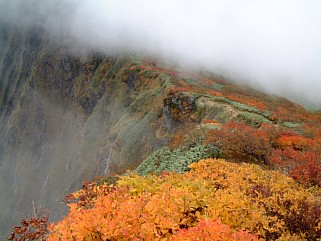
[48,159,321,240]
[171,219,263,241]
[277,134,315,150]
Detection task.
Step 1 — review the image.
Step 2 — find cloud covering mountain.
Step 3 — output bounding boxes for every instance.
[1,0,321,106]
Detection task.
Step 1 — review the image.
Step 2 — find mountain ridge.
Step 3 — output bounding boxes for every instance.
[1,26,321,236]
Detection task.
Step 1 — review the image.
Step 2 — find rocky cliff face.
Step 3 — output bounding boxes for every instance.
[0,26,170,234]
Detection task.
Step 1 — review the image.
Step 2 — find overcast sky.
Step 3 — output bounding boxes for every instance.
[1,0,321,107]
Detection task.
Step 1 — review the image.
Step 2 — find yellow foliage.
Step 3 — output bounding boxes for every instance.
[48,159,321,240]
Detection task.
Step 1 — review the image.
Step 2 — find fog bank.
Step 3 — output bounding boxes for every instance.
[1,0,321,106]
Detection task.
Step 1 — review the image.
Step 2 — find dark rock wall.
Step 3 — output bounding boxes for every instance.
[0,27,165,235]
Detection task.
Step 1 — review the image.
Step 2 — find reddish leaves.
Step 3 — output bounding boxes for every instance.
[9,208,49,241]
[205,121,321,187]
[272,148,321,186]
[205,122,272,164]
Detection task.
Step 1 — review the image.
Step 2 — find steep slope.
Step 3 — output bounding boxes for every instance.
[1,25,321,236]
[0,27,168,234]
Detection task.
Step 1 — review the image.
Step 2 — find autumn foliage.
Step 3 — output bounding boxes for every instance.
[8,208,49,241]
[272,148,321,186]
[45,159,321,241]
[204,121,321,187]
[171,219,261,241]
[205,122,273,164]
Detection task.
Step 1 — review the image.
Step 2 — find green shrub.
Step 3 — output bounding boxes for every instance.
[135,144,219,175]
[282,121,302,128]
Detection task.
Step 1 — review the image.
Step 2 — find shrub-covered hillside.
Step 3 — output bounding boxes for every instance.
[12,159,320,240]
[8,58,321,240]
